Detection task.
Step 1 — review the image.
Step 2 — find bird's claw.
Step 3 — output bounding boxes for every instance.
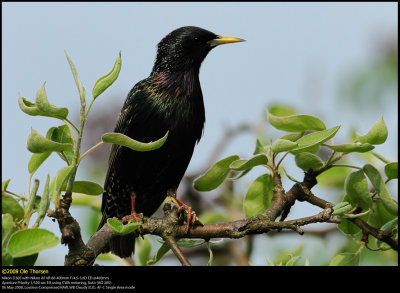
[122,212,143,224]
[122,212,144,236]
[175,198,196,234]
[122,194,144,234]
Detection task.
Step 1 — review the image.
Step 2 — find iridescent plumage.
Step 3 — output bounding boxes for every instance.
[97,26,244,258]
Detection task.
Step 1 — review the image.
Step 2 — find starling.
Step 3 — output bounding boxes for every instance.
[97,26,244,258]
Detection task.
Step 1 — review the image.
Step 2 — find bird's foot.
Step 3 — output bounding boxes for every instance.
[122,194,144,234]
[122,212,143,224]
[174,198,197,234]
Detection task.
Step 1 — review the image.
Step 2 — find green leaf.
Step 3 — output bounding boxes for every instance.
[32,195,42,213]
[294,152,324,171]
[18,93,43,116]
[229,154,268,171]
[28,152,52,174]
[147,242,170,265]
[331,202,353,216]
[337,195,369,234]
[18,90,68,120]
[368,201,397,228]
[317,166,349,189]
[325,143,374,153]
[363,164,397,215]
[121,221,141,235]
[102,131,168,152]
[194,155,240,191]
[24,179,40,221]
[273,245,304,266]
[329,252,359,266]
[2,213,17,248]
[2,252,13,266]
[136,236,152,266]
[341,209,371,219]
[280,132,303,142]
[271,139,298,154]
[267,109,326,132]
[197,211,230,224]
[376,218,398,250]
[285,255,301,266]
[53,166,75,198]
[64,51,86,105]
[345,170,373,210]
[107,218,124,234]
[28,127,57,174]
[2,195,24,221]
[107,218,140,236]
[50,124,75,165]
[27,128,73,153]
[290,126,341,154]
[12,253,38,266]
[35,82,69,119]
[303,144,321,154]
[268,104,296,116]
[253,139,267,155]
[358,116,388,145]
[281,167,300,183]
[244,174,274,217]
[33,175,50,228]
[229,168,252,180]
[67,181,104,196]
[49,166,75,200]
[71,193,102,210]
[176,239,205,247]
[93,51,122,100]
[2,179,11,193]
[380,217,398,233]
[7,229,59,258]
[338,218,361,235]
[384,162,398,179]
[154,237,205,248]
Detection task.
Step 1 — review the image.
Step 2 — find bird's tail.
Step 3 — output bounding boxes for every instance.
[97,212,136,258]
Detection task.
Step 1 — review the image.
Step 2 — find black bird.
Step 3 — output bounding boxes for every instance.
[97,26,244,258]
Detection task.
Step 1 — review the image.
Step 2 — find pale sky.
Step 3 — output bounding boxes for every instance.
[2,2,397,265]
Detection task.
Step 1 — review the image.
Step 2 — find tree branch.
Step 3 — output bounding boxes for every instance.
[55,167,397,266]
[163,236,191,266]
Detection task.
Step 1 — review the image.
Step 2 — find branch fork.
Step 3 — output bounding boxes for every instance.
[52,166,396,266]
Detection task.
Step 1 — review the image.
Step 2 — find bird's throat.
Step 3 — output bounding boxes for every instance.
[150,70,201,100]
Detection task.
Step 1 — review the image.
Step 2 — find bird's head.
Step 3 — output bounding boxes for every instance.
[152,26,245,74]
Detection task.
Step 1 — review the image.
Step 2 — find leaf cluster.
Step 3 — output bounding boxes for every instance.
[192,106,397,265]
[3,51,168,266]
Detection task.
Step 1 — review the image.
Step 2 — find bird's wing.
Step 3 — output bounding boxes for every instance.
[105,104,134,171]
[101,82,170,212]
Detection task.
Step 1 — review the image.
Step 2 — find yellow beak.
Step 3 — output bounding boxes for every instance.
[209,35,246,47]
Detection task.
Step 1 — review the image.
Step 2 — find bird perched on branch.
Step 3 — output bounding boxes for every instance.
[97,26,245,258]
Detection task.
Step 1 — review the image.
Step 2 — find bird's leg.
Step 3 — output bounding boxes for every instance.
[167,190,196,234]
[122,193,143,225]
[175,198,197,233]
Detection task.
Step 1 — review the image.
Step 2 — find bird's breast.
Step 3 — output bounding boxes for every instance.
[146,71,206,140]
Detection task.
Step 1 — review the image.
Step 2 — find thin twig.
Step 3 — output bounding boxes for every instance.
[276,151,290,169]
[4,190,28,202]
[64,118,80,133]
[79,141,105,163]
[163,236,191,266]
[330,164,362,170]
